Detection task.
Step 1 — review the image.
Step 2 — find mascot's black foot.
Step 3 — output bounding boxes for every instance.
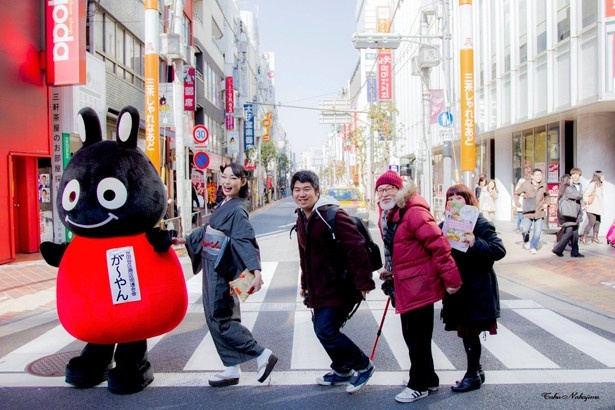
[107,360,154,394]
[65,356,111,388]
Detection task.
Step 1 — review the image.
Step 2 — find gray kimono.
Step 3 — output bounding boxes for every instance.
[185,197,264,366]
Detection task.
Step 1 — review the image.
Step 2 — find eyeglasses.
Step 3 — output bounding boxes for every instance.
[376,186,398,195]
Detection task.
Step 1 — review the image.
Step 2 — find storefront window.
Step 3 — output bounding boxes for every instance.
[522,128,534,177]
[534,126,547,174]
[512,132,523,183]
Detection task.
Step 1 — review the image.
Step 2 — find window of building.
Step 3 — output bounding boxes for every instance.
[94,7,145,88]
[582,0,598,29]
[503,0,511,72]
[519,0,527,63]
[105,15,116,58]
[557,0,570,41]
[536,0,547,54]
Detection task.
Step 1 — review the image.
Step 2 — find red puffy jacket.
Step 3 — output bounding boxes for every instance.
[379,192,462,314]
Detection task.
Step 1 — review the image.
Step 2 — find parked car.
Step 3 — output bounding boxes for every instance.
[325,186,370,226]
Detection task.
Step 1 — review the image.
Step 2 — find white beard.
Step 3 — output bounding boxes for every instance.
[379,198,396,210]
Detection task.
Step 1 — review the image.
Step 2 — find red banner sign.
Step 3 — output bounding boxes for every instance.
[184,67,195,111]
[377,52,393,101]
[607,0,615,18]
[45,0,86,85]
[225,76,234,130]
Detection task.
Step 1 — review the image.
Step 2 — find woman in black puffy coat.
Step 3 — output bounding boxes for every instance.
[440,184,506,393]
[552,174,584,257]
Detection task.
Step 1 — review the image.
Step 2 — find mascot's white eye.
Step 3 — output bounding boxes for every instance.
[97,177,128,210]
[62,179,81,211]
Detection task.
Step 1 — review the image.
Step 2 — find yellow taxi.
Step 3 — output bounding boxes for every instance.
[324,186,370,226]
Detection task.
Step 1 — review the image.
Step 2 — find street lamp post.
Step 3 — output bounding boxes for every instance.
[353,33,442,209]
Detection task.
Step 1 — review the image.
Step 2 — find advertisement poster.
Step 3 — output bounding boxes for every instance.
[38,171,53,242]
[548,162,559,183]
[547,183,560,227]
[191,169,205,208]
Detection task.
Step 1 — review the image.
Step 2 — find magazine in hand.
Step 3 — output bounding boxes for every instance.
[228,269,255,302]
[442,202,479,252]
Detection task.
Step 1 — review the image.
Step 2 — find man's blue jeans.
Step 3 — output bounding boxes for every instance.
[312,306,369,374]
[521,217,544,250]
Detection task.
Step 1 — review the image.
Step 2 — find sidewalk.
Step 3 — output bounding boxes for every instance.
[1,219,614,330]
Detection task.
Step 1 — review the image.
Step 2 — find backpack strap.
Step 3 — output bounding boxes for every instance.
[322,204,340,240]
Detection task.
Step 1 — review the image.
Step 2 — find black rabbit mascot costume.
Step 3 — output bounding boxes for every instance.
[40,106,187,394]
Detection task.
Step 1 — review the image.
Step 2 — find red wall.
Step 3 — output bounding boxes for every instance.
[0,0,50,262]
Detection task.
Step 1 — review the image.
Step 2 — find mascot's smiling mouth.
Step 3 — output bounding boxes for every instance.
[65,213,119,229]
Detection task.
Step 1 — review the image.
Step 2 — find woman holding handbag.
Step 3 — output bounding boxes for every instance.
[552,174,584,257]
[581,171,605,244]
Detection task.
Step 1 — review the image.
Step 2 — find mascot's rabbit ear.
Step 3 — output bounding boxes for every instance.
[117,106,140,148]
[77,107,102,147]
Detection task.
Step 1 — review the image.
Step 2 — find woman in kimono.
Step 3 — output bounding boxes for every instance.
[175,163,277,387]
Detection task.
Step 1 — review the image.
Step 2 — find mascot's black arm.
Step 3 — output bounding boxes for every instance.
[40,242,69,267]
[146,227,177,253]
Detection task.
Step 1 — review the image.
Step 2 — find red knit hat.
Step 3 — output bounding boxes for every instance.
[375,170,403,190]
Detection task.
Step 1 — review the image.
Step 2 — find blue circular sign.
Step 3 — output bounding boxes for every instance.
[437,111,454,128]
[193,151,210,170]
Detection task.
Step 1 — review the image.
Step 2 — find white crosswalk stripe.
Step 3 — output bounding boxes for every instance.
[1,260,615,388]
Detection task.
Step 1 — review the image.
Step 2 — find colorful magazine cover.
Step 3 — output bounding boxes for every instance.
[442,202,479,252]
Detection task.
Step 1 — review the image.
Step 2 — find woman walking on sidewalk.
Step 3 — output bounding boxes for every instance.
[553,174,584,257]
[175,163,277,387]
[581,171,605,244]
[440,184,506,393]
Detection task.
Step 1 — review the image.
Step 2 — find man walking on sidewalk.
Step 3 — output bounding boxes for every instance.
[514,168,550,254]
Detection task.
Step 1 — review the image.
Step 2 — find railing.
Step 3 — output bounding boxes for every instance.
[160,209,211,238]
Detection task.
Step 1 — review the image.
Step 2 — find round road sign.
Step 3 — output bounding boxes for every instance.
[193,124,209,144]
[193,151,210,170]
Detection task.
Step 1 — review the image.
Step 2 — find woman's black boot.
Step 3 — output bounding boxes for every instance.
[451,372,482,393]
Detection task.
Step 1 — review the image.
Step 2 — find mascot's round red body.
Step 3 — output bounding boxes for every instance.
[57,234,187,344]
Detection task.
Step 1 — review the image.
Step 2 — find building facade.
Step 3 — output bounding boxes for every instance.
[0,0,280,264]
[354,0,614,232]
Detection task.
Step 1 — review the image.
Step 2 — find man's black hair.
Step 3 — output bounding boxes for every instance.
[290,170,320,192]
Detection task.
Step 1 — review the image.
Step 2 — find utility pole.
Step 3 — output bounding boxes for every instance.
[172,0,189,235]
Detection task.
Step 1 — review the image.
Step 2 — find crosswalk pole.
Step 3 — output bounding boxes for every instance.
[370,297,391,361]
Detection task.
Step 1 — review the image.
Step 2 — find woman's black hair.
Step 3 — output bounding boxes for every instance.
[558,174,571,199]
[220,162,249,199]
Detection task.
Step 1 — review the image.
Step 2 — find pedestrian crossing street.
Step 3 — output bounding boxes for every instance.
[1,261,614,388]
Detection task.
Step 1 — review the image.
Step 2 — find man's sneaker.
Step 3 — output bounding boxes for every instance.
[395,387,428,403]
[530,248,537,255]
[523,242,531,250]
[316,371,353,386]
[345,362,375,393]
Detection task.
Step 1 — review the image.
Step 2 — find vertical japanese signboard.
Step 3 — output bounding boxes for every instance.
[184,66,195,111]
[459,0,476,172]
[377,52,393,101]
[144,0,160,173]
[226,76,235,130]
[45,0,86,85]
[243,103,254,149]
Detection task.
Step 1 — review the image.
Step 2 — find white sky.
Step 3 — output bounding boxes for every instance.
[240,0,359,154]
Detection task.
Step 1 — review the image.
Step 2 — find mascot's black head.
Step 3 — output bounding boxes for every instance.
[57,106,166,238]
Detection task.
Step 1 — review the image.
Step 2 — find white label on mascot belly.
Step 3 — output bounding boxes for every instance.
[106,246,142,304]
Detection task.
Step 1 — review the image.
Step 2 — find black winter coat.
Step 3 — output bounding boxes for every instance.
[441,215,506,327]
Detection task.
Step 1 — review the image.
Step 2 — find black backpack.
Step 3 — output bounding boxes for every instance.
[323,205,383,273]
